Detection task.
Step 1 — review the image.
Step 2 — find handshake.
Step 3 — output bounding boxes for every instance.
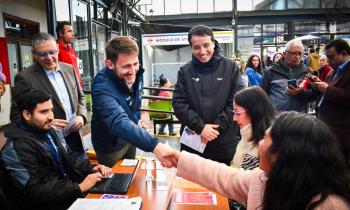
[153,142,181,168]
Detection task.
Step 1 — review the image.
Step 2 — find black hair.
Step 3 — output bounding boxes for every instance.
[245,54,263,74]
[56,21,71,37]
[16,89,51,115]
[234,87,275,145]
[188,25,214,46]
[262,112,350,210]
[325,38,350,55]
[159,77,169,87]
[310,48,315,53]
[272,52,283,63]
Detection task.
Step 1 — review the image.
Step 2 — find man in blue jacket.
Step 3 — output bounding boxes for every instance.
[92,36,175,167]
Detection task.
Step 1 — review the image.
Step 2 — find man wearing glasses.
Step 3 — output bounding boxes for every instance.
[261,39,315,112]
[11,32,87,156]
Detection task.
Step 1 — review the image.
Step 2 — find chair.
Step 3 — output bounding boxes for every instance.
[78,125,97,164]
[148,101,173,134]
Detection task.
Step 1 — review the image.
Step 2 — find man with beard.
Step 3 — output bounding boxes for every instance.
[1,89,112,210]
[10,32,87,156]
[173,25,243,165]
[91,36,176,168]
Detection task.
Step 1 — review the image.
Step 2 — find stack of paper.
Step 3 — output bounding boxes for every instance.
[68,197,142,210]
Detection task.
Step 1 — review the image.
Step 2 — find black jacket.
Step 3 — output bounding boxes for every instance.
[0,123,94,210]
[173,50,243,160]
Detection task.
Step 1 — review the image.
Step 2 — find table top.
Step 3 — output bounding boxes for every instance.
[86,160,229,210]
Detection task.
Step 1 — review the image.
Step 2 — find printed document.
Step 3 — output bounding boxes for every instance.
[68,197,142,210]
[180,126,206,153]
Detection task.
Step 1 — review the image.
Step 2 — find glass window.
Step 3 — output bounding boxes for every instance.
[181,0,197,13]
[72,0,91,83]
[321,0,336,8]
[164,0,181,15]
[55,0,70,22]
[237,0,253,11]
[337,0,350,8]
[92,23,107,76]
[271,0,285,10]
[304,0,320,8]
[214,0,232,12]
[288,0,304,9]
[149,0,165,15]
[337,22,350,33]
[252,0,266,10]
[198,0,214,13]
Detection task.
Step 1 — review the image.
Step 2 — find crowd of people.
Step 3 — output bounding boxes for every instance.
[0,23,349,210]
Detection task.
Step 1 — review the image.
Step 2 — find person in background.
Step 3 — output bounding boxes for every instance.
[261,39,315,113]
[318,54,333,82]
[310,38,350,163]
[0,62,5,111]
[0,62,6,84]
[173,25,243,166]
[92,36,176,168]
[263,55,273,68]
[232,86,276,170]
[156,77,176,136]
[168,111,350,210]
[1,89,112,210]
[56,21,82,87]
[234,58,248,88]
[272,52,283,63]
[308,48,320,74]
[10,32,87,156]
[229,54,237,60]
[245,54,263,86]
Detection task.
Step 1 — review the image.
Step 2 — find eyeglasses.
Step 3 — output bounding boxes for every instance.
[233,110,246,117]
[286,51,303,57]
[34,49,58,57]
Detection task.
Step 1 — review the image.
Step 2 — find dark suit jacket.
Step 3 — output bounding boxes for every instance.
[318,61,350,148]
[10,62,87,123]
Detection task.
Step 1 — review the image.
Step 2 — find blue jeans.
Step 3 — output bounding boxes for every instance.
[159,123,174,133]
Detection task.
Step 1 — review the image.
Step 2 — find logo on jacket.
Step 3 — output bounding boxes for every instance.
[192,77,200,82]
[217,77,223,81]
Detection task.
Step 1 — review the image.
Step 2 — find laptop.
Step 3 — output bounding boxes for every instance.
[88,152,143,194]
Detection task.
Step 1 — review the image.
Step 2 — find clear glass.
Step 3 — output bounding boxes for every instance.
[150,0,165,15]
[164,0,181,15]
[55,0,70,22]
[304,0,320,8]
[92,23,107,76]
[288,0,304,9]
[237,0,253,11]
[181,0,197,14]
[214,0,233,12]
[20,45,33,70]
[72,0,91,81]
[198,0,214,13]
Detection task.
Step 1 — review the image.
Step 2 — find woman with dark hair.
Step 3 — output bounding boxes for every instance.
[232,87,276,170]
[169,112,350,210]
[245,54,263,86]
[272,52,283,63]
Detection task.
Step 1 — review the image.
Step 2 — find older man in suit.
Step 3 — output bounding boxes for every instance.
[11,32,87,155]
[310,38,350,162]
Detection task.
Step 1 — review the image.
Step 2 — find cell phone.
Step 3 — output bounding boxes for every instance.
[307,74,317,82]
[287,79,297,87]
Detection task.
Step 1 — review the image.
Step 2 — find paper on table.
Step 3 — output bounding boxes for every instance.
[180,126,206,153]
[63,116,78,137]
[120,159,138,166]
[68,197,142,210]
[173,192,217,205]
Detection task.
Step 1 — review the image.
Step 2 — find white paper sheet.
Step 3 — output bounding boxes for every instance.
[68,197,142,210]
[180,126,206,153]
[63,115,78,136]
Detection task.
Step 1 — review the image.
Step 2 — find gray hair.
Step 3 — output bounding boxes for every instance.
[32,32,56,50]
[285,39,304,51]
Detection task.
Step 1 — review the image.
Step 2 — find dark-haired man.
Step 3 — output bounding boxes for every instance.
[10,32,86,156]
[56,21,82,87]
[173,25,243,165]
[1,89,111,210]
[92,36,176,168]
[310,38,350,161]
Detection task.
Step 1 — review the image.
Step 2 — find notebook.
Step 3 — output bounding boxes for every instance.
[88,152,143,194]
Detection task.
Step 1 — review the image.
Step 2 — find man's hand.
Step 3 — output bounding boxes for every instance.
[153,143,177,168]
[71,116,84,132]
[79,172,103,193]
[92,164,112,176]
[51,119,69,130]
[287,85,303,96]
[312,81,328,93]
[200,124,220,143]
[164,150,181,168]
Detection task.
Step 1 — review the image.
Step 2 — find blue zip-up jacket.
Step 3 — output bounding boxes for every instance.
[245,67,263,86]
[91,66,158,153]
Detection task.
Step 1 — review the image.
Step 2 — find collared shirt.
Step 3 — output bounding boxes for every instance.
[56,40,82,87]
[45,68,74,120]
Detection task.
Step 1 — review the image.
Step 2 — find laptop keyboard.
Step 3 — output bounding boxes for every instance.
[106,173,133,193]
